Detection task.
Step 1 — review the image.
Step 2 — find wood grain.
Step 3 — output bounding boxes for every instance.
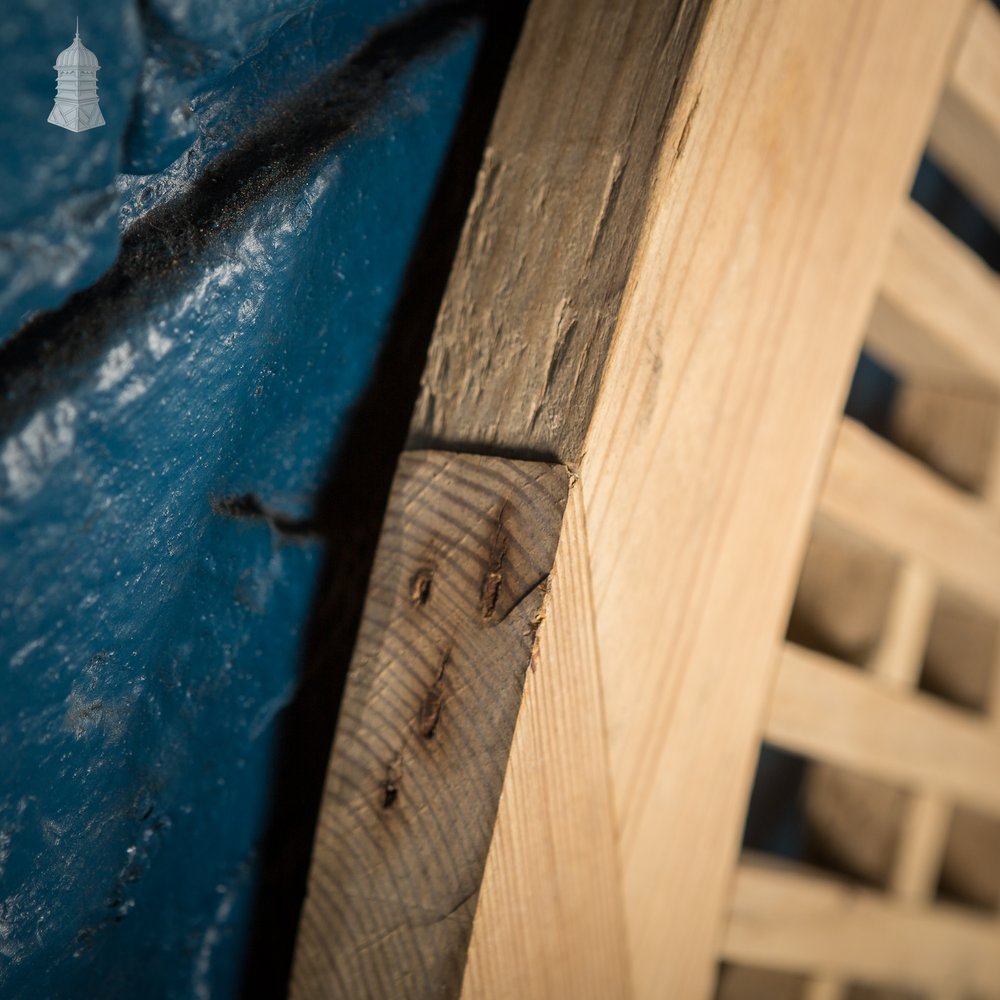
[869,557,937,691]
[295,0,978,994]
[291,453,568,999]
[928,0,1000,228]
[460,482,631,999]
[407,0,710,463]
[768,644,1000,818]
[574,1,970,995]
[723,855,1000,997]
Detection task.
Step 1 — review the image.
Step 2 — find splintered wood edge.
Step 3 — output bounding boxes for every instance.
[406,0,711,465]
[291,451,569,1000]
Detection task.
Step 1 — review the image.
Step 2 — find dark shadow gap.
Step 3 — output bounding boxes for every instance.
[236,3,530,996]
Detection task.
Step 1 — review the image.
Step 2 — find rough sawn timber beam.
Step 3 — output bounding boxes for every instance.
[293,0,711,996]
[291,453,570,999]
[292,0,972,997]
[575,0,970,996]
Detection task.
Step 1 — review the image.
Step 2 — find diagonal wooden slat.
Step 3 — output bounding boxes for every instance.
[928,0,1000,228]
[821,418,1000,614]
[865,201,1000,392]
[768,643,1000,817]
[723,855,1000,997]
[576,1,972,994]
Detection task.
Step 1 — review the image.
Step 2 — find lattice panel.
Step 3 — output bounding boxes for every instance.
[717,4,1000,997]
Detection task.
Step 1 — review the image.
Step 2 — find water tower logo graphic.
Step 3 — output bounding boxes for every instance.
[48,19,105,132]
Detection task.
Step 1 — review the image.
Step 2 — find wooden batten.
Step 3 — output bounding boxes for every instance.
[928,0,1000,229]
[865,202,1000,393]
[723,856,1000,997]
[768,644,1000,818]
[292,0,980,996]
[577,2,970,995]
[460,483,631,999]
[821,418,1000,615]
[407,0,710,463]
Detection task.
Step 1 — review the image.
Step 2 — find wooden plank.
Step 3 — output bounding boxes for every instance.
[407,0,710,463]
[723,856,1000,997]
[573,1,970,995]
[296,0,971,994]
[821,418,1000,614]
[891,792,952,903]
[928,0,1000,228]
[291,453,569,999]
[460,483,630,999]
[865,202,1000,392]
[768,643,1000,817]
[869,557,937,690]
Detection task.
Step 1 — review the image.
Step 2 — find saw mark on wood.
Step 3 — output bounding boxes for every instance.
[587,151,627,263]
[419,650,448,740]
[479,499,509,620]
[293,454,570,997]
[674,89,701,162]
[409,564,435,606]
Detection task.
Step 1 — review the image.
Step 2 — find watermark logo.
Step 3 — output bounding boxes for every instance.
[48,18,105,132]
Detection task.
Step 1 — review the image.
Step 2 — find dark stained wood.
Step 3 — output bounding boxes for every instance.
[407,0,710,464]
[291,452,568,999]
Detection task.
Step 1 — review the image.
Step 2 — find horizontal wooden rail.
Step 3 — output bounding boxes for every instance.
[767,643,1000,817]
[723,855,1000,997]
[865,201,1000,392]
[928,0,1000,228]
[820,418,1000,613]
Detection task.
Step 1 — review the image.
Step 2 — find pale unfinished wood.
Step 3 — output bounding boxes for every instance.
[573,1,971,996]
[928,0,1000,228]
[294,0,978,994]
[865,202,1000,393]
[805,978,846,1000]
[869,558,937,690]
[890,792,952,903]
[723,856,1000,997]
[859,553,952,906]
[292,453,568,999]
[768,644,1000,817]
[459,482,630,1000]
[822,418,1000,614]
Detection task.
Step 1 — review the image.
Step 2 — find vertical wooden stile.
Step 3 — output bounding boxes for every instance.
[292,1,977,997]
